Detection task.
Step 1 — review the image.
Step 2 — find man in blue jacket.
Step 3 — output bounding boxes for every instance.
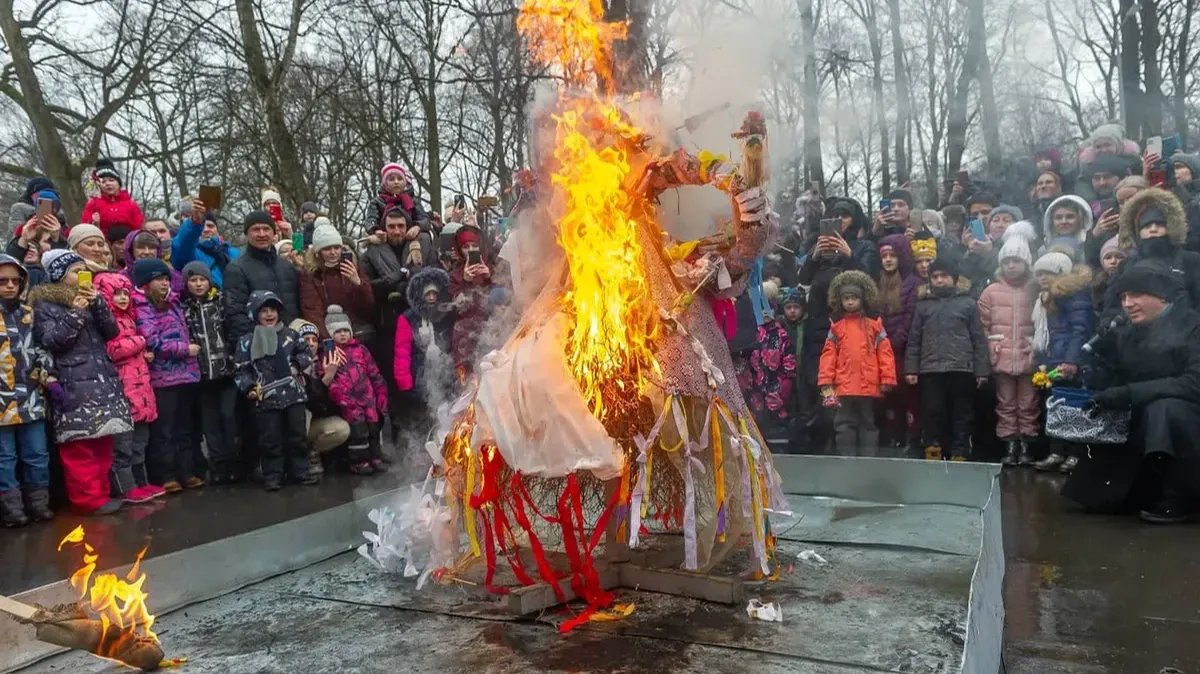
[172,198,240,288]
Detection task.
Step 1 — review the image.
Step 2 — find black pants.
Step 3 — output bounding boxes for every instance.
[833,396,878,457]
[256,403,310,481]
[347,421,383,464]
[147,384,196,484]
[920,372,976,455]
[194,379,238,478]
[1140,398,1200,504]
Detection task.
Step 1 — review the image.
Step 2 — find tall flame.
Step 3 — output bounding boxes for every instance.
[518,0,660,423]
[58,525,158,650]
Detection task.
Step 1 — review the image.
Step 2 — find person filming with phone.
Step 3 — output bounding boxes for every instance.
[448,225,493,380]
[299,221,375,341]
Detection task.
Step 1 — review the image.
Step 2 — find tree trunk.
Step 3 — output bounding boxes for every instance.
[862,3,891,194]
[886,0,910,184]
[605,0,648,94]
[799,0,824,188]
[0,0,84,216]
[234,0,310,212]
[946,44,974,179]
[968,0,1002,172]
[1171,0,1194,144]
[1141,0,1162,136]
[1119,0,1142,138]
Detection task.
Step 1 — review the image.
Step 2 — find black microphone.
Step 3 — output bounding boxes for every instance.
[1082,314,1128,354]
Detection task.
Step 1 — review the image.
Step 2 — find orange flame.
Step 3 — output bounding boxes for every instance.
[58,525,158,649]
[517,0,660,422]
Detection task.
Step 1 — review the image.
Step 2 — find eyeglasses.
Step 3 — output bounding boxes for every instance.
[0,278,22,286]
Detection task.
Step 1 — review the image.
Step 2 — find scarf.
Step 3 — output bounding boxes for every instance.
[251,323,284,360]
[1032,293,1049,353]
[1138,236,1177,260]
[879,269,902,314]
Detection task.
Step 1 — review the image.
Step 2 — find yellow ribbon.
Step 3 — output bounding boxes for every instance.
[463,448,481,558]
[711,401,727,543]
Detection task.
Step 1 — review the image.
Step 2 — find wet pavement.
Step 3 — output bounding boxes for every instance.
[0,472,401,596]
[1001,467,1200,673]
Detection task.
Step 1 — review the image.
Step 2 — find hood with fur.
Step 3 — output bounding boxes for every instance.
[28,281,77,308]
[1042,195,1093,244]
[827,269,879,314]
[1118,187,1186,250]
[1044,264,1094,307]
[406,266,451,307]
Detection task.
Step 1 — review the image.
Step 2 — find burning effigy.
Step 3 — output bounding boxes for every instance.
[0,526,168,671]
[361,0,787,629]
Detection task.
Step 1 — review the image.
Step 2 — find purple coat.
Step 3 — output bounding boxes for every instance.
[133,290,200,388]
[877,234,920,362]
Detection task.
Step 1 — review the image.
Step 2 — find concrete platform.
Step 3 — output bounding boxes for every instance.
[10,456,1003,674]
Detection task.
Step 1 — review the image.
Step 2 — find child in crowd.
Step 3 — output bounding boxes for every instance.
[0,254,55,526]
[234,291,316,491]
[394,267,454,432]
[134,258,202,492]
[125,230,184,296]
[739,281,796,434]
[1091,236,1126,315]
[818,271,896,456]
[31,250,133,514]
[1030,252,1094,473]
[876,234,920,448]
[182,262,238,484]
[977,225,1040,466]
[321,305,388,474]
[96,272,163,503]
[778,287,807,453]
[82,159,144,235]
[911,236,937,283]
[289,319,351,462]
[905,258,990,461]
[370,163,427,238]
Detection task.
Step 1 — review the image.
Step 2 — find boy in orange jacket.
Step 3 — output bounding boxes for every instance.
[818,270,897,456]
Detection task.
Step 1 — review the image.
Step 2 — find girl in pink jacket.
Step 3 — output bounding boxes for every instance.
[976,225,1039,467]
[95,272,162,502]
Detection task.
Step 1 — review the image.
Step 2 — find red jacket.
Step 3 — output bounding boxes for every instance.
[81,191,144,235]
[817,314,897,398]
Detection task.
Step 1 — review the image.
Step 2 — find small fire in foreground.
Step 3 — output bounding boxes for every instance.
[57,525,159,658]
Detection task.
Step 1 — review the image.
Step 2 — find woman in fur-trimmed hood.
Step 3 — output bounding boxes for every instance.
[1104,187,1200,313]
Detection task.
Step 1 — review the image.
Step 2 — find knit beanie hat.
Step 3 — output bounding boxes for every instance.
[1110,262,1181,301]
[274,239,293,254]
[455,225,481,252]
[381,162,410,184]
[910,237,938,261]
[94,158,121,185]
[131,230,159,253]
[888,189,915,207]
[988,204,1024,224]
[780,286,806,308]
[300,201,320,215]
[1100,236,1123,259]
[243,210,276,234]
[43,249,83,283]
[34,189,59,207]
[67,224,105,250]
[132,258,171,288]
[324,304,352,336]
[289,318,319,340]
[311,223,342,251]
[1033,251,1073,276]
[998,235,1032,267]
[260,189,282,207]
[929,257,959,280]
[182,260,211,282]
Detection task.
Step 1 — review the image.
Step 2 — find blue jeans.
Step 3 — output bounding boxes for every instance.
[0,421,50,491]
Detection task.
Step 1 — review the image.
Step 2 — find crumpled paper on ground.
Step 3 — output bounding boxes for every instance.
[746,598,783,622]
[358,475,457,588]
[798,549,829,568]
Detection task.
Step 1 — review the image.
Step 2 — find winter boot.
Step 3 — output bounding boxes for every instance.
[23,487,53,522]
[1032,453,1064,471]
[1017,438,1035,465]
[1001,440,1021,466]
[1,489,29,527]
[307,450,325,476]
[949,447,969,462]
[924,444,943,461]
[93,499,123,516]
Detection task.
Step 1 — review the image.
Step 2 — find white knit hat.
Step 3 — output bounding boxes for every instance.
[67,224,105,251]
[311,223,342,251]
[997,220,1037,266]
[1033,251,1073,276]
[260,188,282,207]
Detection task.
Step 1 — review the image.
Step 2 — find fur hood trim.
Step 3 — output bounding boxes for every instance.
[827,269,879,312]
[28,282,78,308]
[1046,264,1094,300]
[1118,187,1187,250]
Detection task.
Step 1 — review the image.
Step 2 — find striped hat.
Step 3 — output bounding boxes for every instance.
[380,163,410,183]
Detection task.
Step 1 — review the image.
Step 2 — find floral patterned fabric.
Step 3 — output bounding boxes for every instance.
[734,319,796,426]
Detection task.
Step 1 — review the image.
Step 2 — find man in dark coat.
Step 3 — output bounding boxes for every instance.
[223,210,301,343]
[1082,264,1200,523]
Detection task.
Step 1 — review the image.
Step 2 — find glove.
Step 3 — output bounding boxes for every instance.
[1091,386,1131,409]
